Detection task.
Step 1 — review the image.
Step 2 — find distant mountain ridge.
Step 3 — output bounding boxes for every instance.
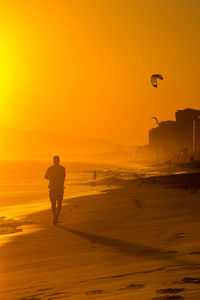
[0,126,119,160]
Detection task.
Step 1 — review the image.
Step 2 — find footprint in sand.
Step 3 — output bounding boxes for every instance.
[167,234,185,242]
[85,290,104,295]
[153,288,185,300]
[173,233,185,239]
[153,296,184,299]
[36,288,52,292]
[189,251,200,255]
[17,297,42,300]
[181,277,200,284]
[47,292,70,299]
[156,289,185,294]
[18,291,69,300]
[120,283,145,290]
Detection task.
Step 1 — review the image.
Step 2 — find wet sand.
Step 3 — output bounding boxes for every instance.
[139,172,200,190]
[1,177,200,299]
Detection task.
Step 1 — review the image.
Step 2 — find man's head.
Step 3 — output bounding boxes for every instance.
[53,155,60,166]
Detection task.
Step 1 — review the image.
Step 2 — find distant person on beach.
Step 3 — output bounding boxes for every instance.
[93,170,97,181]
[45,156,66,225]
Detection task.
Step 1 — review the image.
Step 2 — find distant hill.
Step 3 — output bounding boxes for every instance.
[0,126,119,160]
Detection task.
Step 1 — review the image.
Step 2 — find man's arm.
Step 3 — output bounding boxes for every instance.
[45,168,50,180]
[64,168,66,181]
[62,167,66,185]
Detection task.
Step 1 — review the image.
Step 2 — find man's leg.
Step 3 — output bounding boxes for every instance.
[49,190,57,225]
[56,190,63,223]
[56,199,62,223]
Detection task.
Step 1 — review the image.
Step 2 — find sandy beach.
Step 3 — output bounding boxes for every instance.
[1,174,200,299]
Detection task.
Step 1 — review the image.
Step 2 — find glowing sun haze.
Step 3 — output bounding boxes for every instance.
[0,0,200,145]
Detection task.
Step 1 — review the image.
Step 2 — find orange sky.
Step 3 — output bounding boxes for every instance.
[0,0,200,144]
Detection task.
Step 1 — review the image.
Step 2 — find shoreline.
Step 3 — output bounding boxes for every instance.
[137,172,200,191]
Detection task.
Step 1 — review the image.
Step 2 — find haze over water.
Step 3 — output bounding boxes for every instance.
[0,160,188,222]
[0,161,108,219]
[0,160,138,220]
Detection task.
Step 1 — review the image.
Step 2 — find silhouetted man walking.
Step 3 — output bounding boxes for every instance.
[45,156,66,225]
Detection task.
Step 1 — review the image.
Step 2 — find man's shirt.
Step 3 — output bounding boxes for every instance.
[45,165,66,190]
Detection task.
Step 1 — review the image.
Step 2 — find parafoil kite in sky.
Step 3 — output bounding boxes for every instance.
[151,74,163,88]
[150,117,159,125]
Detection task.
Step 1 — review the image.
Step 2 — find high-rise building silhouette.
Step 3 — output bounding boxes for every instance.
[149,108,200,159]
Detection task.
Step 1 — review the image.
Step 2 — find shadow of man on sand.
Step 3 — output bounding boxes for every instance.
[58,225,196,268]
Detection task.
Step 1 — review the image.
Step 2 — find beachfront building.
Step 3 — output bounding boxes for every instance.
[176,108,200,153]
[149,108,200,161]
[149,121,177,158]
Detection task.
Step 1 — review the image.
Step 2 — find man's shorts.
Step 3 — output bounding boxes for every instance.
[49,189,64,203]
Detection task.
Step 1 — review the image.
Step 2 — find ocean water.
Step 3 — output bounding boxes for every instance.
[0,160,142,220]
[0,160,146,242]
